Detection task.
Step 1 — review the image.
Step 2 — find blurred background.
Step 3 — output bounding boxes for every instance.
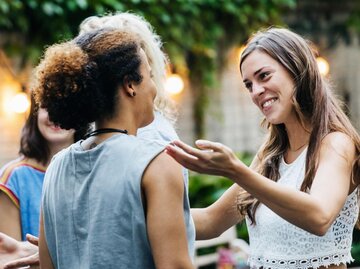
[0,0,360,267]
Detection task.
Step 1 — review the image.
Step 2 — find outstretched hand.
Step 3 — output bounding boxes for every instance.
[0,232,20,268]
[0,233,39,269]
[165,140,242,178]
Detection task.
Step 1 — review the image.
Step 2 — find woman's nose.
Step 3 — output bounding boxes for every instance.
[251,83,265,97]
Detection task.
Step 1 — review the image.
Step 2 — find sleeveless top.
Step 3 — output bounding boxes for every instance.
[138,111,195,257]
[246,148,359,269]
[42,134,195,268]
[0,157,46,240]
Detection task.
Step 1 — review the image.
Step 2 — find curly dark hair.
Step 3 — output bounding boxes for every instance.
[33,28,143,130]
[19,93,88,165]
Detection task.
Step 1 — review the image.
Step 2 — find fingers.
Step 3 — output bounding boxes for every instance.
[170,140,206,158]
[4,253,39,269]
[195,140,225,152]
[166,141,213,173]
[172,139,224,154]
[166,140,232,175]
[165,143,198,164]
[26,234,39,246]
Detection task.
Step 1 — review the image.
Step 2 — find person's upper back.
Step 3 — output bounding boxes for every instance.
[42,134,165,268]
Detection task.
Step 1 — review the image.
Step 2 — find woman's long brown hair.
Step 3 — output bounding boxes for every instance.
[237,27,360,225]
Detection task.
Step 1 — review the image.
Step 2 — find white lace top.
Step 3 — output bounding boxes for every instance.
[246,148,359,269]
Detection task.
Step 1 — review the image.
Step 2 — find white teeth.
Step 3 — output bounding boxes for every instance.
[262,99,276,108]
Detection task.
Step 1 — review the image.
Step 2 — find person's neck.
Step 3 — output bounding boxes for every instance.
[46,141,73,167]
[285,120,311,152]
[24,158,48,171]
[95,114,138,137]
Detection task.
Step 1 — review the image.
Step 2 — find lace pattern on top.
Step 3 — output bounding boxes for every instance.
[248,252,353,269]
[246,149,359,269]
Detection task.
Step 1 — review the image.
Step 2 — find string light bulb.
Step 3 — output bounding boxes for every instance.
[165,74,184,96]
[316,57,330,76]
[9,92,30,114]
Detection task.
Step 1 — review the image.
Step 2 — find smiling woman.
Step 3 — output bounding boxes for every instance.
[0,94,87,242]
[241,49,296,127]
[166,27,360,269]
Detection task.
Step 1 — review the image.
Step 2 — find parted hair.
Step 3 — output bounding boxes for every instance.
[237,27,360,225]
[33,28,143,130]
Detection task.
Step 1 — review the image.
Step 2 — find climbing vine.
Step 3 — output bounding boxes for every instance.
[0,0,296,137]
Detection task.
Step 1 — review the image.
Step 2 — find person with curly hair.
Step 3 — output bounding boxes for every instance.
[32,28,194,269]
[166,27,360,269]
[1,13,195,269]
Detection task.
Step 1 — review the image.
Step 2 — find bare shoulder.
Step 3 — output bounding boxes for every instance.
[321,132,356,161]
[143,151,184,189]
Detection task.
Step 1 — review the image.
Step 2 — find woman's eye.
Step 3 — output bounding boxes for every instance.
[260,72,270,80]
[245,82,252,92]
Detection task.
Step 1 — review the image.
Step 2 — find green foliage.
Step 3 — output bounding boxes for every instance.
[348,2,360,34]
[189,173,233,208]
[0,0,295,54]
[351,229,360,266]
[287,1,360,48]
[0,0,296,136]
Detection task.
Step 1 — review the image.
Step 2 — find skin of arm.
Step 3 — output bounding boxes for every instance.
[166,132,356,236]
[192,155,261,240]
[191,184,243,240]
[0,193,21,241]
[142,151,195,269]
[38,212,54,269]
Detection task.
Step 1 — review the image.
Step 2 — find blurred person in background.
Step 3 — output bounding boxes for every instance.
[0,94,87,268]
[0,94,86,240]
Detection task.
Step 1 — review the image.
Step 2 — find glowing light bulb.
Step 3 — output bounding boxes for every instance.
[165,74,184,95]
[316,57,330,76]
[10,92,30,114]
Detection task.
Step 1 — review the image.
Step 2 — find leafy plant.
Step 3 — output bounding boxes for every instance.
[0,0,296,138]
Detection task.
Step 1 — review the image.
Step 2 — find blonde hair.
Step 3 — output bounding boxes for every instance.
[79,12,176,121]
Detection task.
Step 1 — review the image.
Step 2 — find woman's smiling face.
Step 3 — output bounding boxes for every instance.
[37,108,75,145]
[241,49,297,125]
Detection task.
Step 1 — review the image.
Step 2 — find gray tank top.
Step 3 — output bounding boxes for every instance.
[42,134,195,268]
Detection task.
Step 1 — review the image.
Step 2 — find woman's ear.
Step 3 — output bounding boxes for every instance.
[123,76,136,97]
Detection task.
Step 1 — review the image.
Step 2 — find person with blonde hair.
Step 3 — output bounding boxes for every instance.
[1,12,194,269]
[80,12,177,128]
[166,27,360,269]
